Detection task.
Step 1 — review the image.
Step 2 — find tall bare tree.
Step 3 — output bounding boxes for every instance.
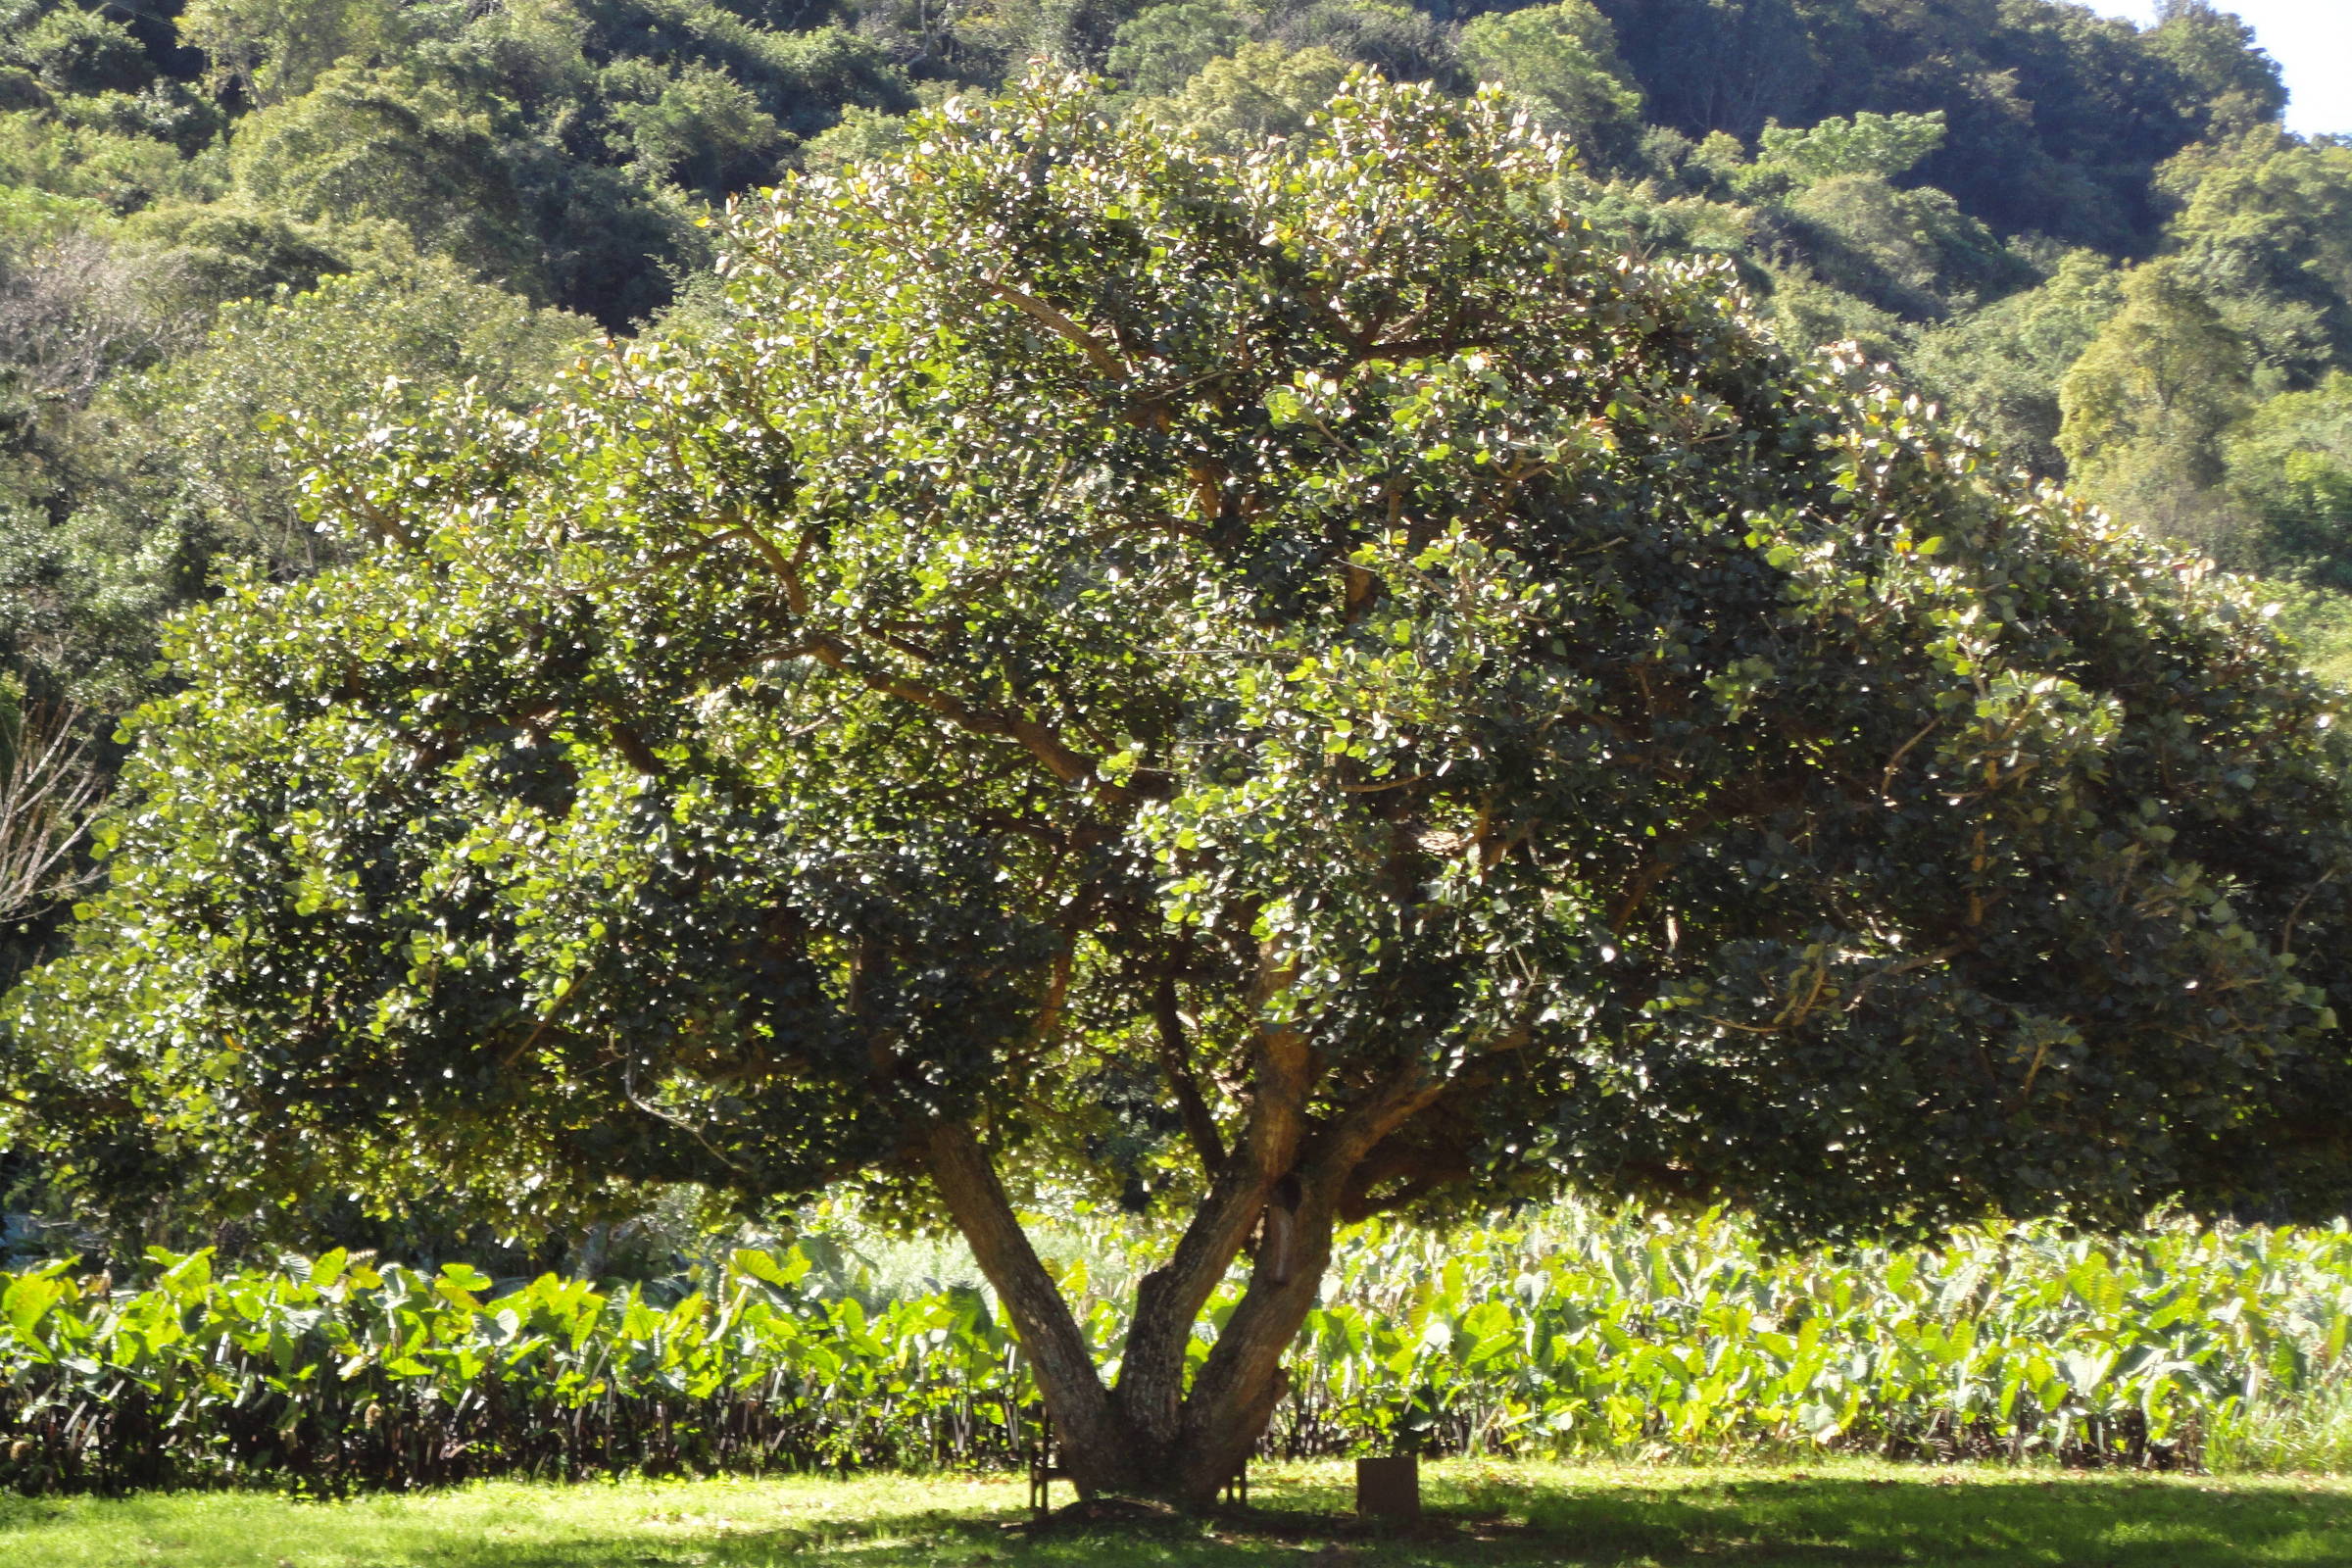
[0,701,101,927]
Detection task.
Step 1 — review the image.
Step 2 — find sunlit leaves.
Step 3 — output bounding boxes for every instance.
[4,1206,2350,1488]
[11,69,2352,1250]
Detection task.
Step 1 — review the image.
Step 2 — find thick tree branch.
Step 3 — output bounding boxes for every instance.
[1338,1144,1475,1223]
[706,508,1114,798]
[1114,948,1315,1450]
[1164,1023,1518,1491]
[1152,974,1224,1172]
[985,280,1131,383]
[922,1122,1135,1492]
[801,635,1107,790]
[1168,1175,1337,1494]
[605,719,663,776]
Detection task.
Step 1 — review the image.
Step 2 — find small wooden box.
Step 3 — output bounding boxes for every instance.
[1355,1453,1421,1519]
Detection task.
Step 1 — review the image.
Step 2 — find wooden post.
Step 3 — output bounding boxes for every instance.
[1355,1454,1420,1519]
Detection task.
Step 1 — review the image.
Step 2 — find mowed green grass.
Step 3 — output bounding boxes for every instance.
[3,1459,2348,1568]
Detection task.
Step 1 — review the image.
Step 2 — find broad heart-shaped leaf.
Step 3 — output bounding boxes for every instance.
[731,1247,810,1292]
[12,68,2352,1250]
[2,1270,65,1341]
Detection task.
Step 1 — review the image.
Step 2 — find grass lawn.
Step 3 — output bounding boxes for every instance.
[3,1458,2348,1567]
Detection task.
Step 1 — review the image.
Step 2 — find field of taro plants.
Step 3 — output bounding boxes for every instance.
[3,1203,2351,1494]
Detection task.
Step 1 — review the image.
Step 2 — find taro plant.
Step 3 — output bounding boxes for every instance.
[6,1206,2352,1493]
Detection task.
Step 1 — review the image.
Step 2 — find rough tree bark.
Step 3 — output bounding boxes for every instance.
[921,1121,1147,1497]
[919,986,1461,1506]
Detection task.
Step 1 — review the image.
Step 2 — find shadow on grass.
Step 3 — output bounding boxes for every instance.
[1200,1473,2349,1567]
[201,1470,2352,1568]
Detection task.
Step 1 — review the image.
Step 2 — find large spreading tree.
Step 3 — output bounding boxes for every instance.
[13,74,2352,1501]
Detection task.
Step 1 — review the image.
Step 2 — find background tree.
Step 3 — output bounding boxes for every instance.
[1907,250,2122,481]
[15,75,2352,1502]
[1105,1,1253,95]
[2059,260,2254,551]
[2158,129,2352,388]
[0,693,95,933]
[1455,0,1641,167]
[96,258,593,578]
[2142,0,2286,141]
[178,0,408,108]
[1147,38,1350,145]
[1263,0,1445,83]
[226,68,549,301]
[2221,373,2352,590]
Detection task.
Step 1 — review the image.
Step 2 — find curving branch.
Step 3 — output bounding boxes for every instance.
[1152,974,1225,1172]
[984,280,1131,383]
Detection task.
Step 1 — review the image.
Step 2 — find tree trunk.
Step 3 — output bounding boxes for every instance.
[921,1123,1143,1496]
[925,1120,1316,1506]
[1163,1186,1337,1500]
[1112,1017,1316,1488]
[1115,1162,1274,1457]
[920,1021,1437,1507]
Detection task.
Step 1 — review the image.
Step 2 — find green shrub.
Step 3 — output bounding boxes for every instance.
[5,1204,2351,1494]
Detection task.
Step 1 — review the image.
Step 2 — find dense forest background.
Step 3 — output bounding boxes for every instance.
[0,0,2345,1266]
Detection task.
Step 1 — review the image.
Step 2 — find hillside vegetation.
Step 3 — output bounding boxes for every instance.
[0,0,2347,1271]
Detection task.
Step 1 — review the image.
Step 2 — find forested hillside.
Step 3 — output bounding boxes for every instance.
[0,0,2345,1261]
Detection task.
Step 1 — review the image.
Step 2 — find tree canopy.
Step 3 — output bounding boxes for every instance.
[0,0,2344,1279]
[13,73,2352,1497]
[0,0,2328,758]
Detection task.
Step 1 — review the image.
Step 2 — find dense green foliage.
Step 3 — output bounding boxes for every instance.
[0,0,2340,977]
[9,66,2352,1495]
[0,0,2350,1495]
[31,58,2352,1212]
[7,1208,2352,1494]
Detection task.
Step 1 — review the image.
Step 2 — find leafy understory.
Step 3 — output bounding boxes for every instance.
[7,1205,2352,1494]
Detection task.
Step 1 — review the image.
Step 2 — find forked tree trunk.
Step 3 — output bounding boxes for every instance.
[920,983,1449,1508]
[1157,1190,1339,1499]
[922,1120,1351,1506]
